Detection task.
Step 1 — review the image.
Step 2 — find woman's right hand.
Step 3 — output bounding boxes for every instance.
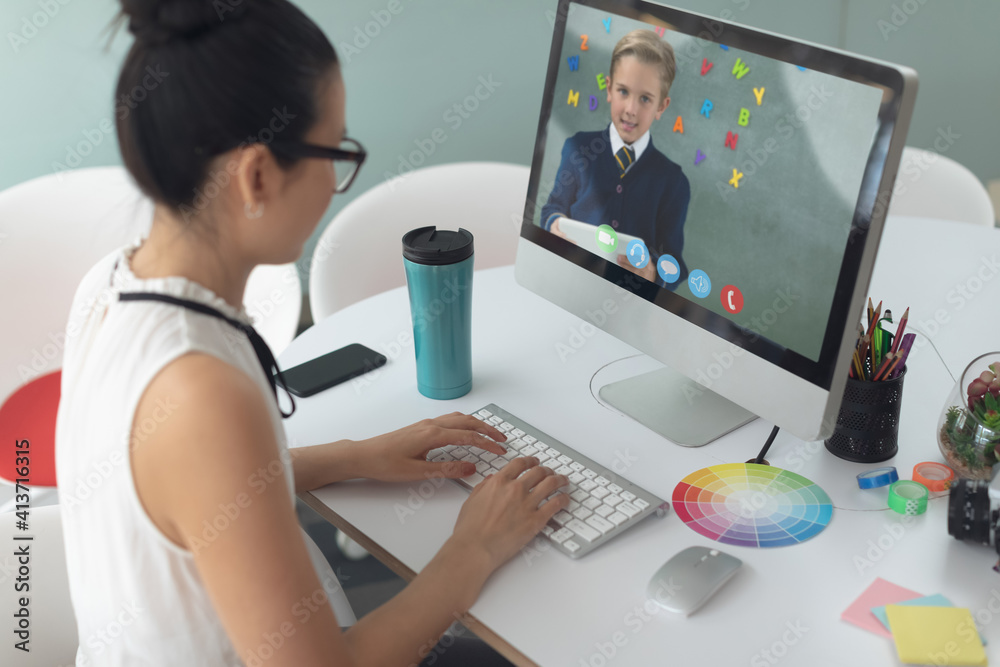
[449,457,570,572]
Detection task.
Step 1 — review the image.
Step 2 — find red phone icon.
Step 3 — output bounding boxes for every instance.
[721,285,743,314]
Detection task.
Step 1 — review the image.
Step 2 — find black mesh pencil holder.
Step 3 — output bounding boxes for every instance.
[825,367,906,463]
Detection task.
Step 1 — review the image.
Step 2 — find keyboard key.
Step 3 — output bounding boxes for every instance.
[595,504,614,518]
[466,473,486,486]
[502,449,518,460]
[563,540,580,553]
[634,498,650,510]
[552,528,574,544]
[608,483,623,494]
[621,491,636,502]
[566,519,600,542]
[553,510,573,526]
[568,472,585,484]
[534,451,550,463]
[586,515,614,535]
[431,454,450,463]
[604,494,623,507]
[488,416,503,425]
[507,439,526,451]
[582,497,601,510]
[499,421,514,432]
[541,525,554,537]
[479,451,498,463]
[591,486,611,500]
[520,445,538,457]
[461,454,479,465]
[473,414,485,421]
[618,501,640,518]
[451,446,469,458]
[521,435,537,445]
[535,441,548,450]
[570,489,589,503]
[608,511,628,526]
[475,461,491,474]
[492,458,509,471]
[556,465,573,476]
[570,462,586,472]
[579,479,597,492]
[558,455,572,465]
[595,476,610,487]
[477,409,492,418]
[572,507,593,521]
[566,499,581,512]
[511,428,525,438]
[582,469,597,479]
[545,447,560,458]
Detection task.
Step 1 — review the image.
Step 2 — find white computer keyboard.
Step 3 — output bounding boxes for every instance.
[426,404,669,559]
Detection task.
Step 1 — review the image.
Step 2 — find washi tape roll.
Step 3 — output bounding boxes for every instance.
[888,480,929,516]
[912,462,954,492]
[857,466,899,489]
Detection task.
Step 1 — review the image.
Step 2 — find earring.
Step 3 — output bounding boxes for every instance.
[244,202,264,219]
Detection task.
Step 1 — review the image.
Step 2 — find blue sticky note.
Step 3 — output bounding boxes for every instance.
[872,595,988,645]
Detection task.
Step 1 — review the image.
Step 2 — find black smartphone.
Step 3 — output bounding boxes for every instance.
[279,343,387,397]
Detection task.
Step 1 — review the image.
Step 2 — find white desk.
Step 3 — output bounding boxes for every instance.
[281,216,1000,666]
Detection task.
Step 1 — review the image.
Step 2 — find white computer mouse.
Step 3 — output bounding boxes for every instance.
[646,546,742,616]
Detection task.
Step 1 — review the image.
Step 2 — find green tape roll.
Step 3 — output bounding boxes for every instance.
[888,480,929,515]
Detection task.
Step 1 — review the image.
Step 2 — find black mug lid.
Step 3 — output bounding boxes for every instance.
[402,226,474,265]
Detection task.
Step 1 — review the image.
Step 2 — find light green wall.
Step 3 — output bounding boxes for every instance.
[2,0,996,294]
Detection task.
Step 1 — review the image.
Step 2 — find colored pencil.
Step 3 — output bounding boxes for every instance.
[889,307,909,354]
[872,352,896,381]
[886,333,915,380]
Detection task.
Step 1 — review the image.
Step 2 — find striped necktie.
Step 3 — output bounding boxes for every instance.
[615,145,635,178]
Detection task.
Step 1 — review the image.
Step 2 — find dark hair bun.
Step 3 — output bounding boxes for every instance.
[120,0,247,45]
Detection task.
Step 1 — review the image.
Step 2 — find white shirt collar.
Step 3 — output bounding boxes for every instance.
[608,122,650,168]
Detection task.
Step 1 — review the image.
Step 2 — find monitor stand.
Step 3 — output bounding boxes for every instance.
[598,364,757,447]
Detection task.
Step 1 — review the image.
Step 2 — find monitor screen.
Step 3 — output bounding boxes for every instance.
[522,0,912,393]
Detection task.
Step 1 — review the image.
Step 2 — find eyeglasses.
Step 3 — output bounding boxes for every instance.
[269,137,367,193]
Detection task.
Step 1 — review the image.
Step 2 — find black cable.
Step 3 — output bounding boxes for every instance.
[754,425,780,464]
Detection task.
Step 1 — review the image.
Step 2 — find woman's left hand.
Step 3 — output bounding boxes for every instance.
[357,412,508,483]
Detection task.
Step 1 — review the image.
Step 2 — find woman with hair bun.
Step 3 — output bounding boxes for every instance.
[55,1,569,665]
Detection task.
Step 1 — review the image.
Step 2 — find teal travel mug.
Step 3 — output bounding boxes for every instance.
[402,227,474,399]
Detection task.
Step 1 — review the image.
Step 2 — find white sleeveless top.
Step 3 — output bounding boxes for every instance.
[55,238,356,666]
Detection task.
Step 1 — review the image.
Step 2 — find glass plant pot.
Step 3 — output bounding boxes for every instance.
[937,352,1000,480]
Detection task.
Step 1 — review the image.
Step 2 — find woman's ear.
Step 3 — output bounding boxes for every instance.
[234,144,270,214]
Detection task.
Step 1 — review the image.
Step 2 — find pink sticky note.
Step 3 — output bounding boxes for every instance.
[841,578,922,638]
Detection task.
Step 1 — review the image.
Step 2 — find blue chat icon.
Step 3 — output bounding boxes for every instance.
[688,269,711,298]
[656,254,681,283]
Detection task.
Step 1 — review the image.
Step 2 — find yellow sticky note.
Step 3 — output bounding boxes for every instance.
[886,605,987,666]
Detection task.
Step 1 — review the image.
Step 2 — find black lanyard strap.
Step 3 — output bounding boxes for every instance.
[118,291,296,418]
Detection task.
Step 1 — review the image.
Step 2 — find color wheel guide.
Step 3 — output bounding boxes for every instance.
[672,463,833,547]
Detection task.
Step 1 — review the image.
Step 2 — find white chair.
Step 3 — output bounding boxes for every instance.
[0,506,77,665]
[888,147,996,226]
[0,167,302,512]
[309,161,530,321]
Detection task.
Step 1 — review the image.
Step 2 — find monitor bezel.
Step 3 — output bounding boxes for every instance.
[520,0,913,391]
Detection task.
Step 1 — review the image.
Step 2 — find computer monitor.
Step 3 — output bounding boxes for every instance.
[515,0,917,445]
